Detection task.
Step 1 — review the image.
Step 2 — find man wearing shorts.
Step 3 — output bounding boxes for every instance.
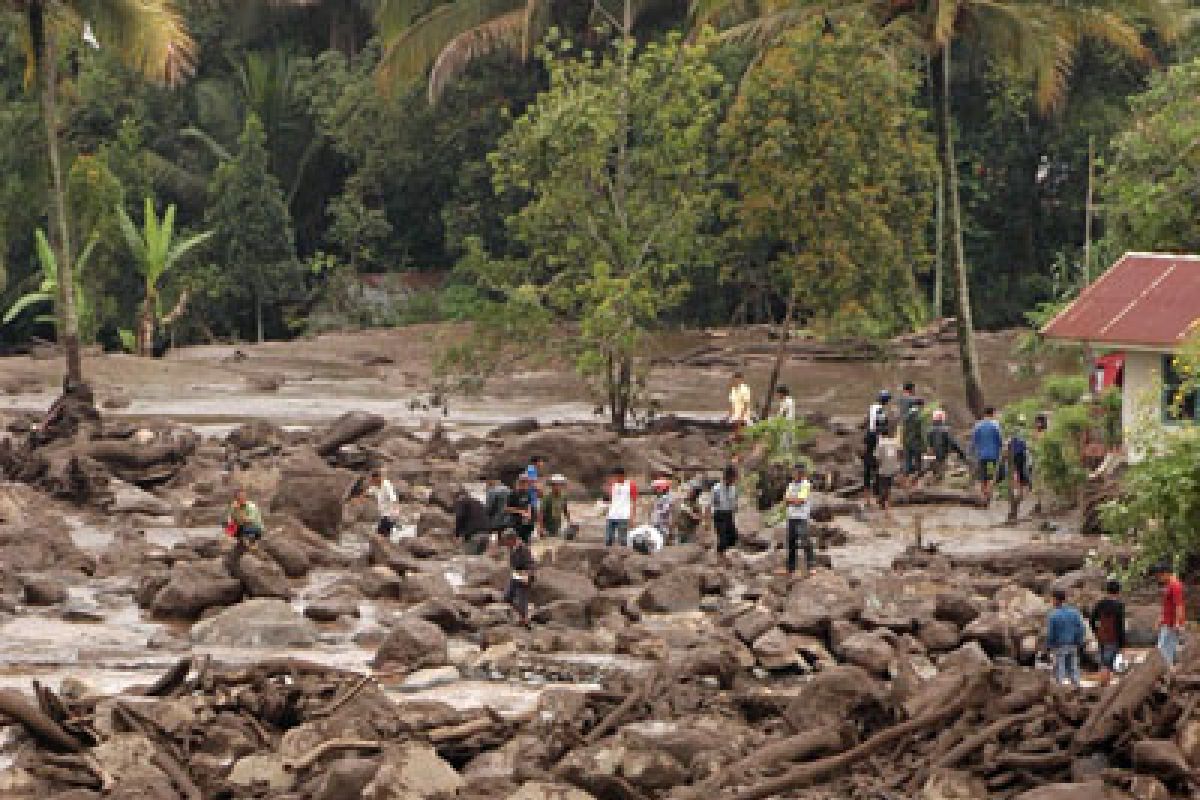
[971,407,1003,504]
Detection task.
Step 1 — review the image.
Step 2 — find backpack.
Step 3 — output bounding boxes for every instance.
[1010,436,1028,458]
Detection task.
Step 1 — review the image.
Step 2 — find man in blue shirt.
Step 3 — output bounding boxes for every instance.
[971,406,1003,504]
[525,456,545,515]
[1045,588,1086,687]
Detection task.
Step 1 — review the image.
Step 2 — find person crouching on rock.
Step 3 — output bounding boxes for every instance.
[225,488,264,548]
[502,530,535,627]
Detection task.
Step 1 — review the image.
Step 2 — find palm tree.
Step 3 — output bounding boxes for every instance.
[375,0,670,103]
[4,0,196,385]
[694,0,1181,417]
[117,196,214,357]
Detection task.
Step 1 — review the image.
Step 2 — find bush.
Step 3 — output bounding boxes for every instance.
[1040,373,1089,406]
[739,417,816,467]
[1102,427,1200,577]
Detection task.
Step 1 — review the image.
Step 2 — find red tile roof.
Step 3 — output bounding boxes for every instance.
[1041,253,1200,348]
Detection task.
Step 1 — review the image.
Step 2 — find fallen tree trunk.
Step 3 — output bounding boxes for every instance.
[314,412,385,457]
[0,689,83,752]
[678,724,851,800]
[1074,650,1167,748]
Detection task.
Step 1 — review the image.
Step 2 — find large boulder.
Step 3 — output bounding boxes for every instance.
[313,757,381,800]
[270,456,355,538]
[315,412,386,458]
[228,551,291,599]
[362,743,463,800]
[839,631,895,676]
[191,598,319,647]
[530,568,598,607]
[227,420,286,451]
[638,570,700,613]
[481,428,645,493]
[22,575,67,606]
[780,572,862,634]
[373,618,448,670]
[783,665,887,732]
[151,561,243,619]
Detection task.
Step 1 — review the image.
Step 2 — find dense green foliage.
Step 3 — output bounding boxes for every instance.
[0,0,1196,358]
[721,18,934,335]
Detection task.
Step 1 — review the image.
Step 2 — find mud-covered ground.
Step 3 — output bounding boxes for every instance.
[0,325,1183,800]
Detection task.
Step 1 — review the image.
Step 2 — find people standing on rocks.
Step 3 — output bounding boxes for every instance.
[901,397,927,488]
[539,475,572,539]
[1091,579,1127,687]
[728,372,753,432]
[365,469,399,538]
[971,406,1003,504]
[864,390,891,503]
[505,474,536,544]
[1153,562,1186,667]
[605,467,637,547]
[712,466,740,555]
[502,530,535,627]
[225,488,264,547]
[784,463,814,576]
[874,433,902,513]
[1045,588,1086,688]
[650,478,675,541]
[927,409,965,481]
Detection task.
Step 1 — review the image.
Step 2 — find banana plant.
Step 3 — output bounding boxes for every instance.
[117,197,215,357]
[3,229,96,331]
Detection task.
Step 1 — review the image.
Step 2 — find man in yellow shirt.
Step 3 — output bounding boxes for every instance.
[728,372,753,430]
[784,464,814,576]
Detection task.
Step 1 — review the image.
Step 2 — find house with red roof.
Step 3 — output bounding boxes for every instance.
[1041,252,1200,443]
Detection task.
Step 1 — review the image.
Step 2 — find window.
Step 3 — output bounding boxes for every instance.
[1162,355,1198,423]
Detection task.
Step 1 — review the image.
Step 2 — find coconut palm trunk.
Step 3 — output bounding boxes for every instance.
[934,45,984,418]
[31,3,84,385]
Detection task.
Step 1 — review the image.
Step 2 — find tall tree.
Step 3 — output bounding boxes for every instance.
[692,0,1181,417]
[3,0,195,384]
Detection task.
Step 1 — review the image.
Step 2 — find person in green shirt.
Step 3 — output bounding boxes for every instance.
[226,488,264,546]
[539,475,572,538]
[901,397,928,488]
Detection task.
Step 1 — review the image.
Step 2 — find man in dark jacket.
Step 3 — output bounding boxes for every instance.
[1090,579,1126,686]
[927,408,966,481]
[502,530,535,626]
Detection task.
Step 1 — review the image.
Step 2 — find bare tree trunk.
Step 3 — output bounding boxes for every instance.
[33,6,83,385]
[760,294,795,421]
[935,47,984,418]
[255,290,264,344]
[928,53,943,318]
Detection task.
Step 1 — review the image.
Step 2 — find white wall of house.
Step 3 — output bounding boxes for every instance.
[1122,349,1162,440]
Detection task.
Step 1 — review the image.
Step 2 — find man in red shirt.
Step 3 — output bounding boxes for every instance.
[1153,563,1186,667]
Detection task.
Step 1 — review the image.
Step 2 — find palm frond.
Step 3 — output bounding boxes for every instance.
[72,0,197,85]
[116,205,148,275]
[718,6,820,48]
[180,126,234,162]
[428,8,526,103]
[2,292,54,326]
[375,0,522,96]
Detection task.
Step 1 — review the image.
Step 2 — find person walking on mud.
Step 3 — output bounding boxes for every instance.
[225,488,264,548]
[874,432,902,513]
[1153,562,1186,667]
[784,463,814,576]
[605,467,637,547]
[863,390,891,503]
[502,530,535,627]
[728,372,753,434]
[927,409,965,482]
[901,397,927,488]
[971,406,1003,505]
[1045,588,1086,688]
[712,466,740,555]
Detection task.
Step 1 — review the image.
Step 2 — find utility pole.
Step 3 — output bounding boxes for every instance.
[1083,136,1095,285]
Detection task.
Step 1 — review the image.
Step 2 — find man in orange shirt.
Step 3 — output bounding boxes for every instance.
[1153,562,1186,667]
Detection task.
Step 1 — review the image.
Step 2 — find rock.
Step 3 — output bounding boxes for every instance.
[260,535,311,578]
[482,428,639,494]
[92,734,157,776]
[506,782,596,800]
[408,596,476,633]
[106,480,173,516]
[918,620,962,652]
[1133,739,1192,779]
[230,551,291,599]
[362,742,463,800]
[995,585,1050,617]
[961,612,1017,658]
[752,628,802,670]
[839,631,895,676]
[373,618,448,670]
[620,748,688,790]
[22,575,67,606]
[935,591,982,626]
[227,420,286,450]
[151,561,243,618]
[734,609,778,645]
[1012,782,1125,800]
[313,758,381,800]
[305,589,361,622]
[245,372,285,392]
[921,769,988,800]
[531,568,599,607]
[638,570,700,613]
[781,572,862,634]
[1128,777,1170,800]
[491,418,541,437]
[398,572,456,604]
[191,598,319,647]
[101,392,132,410]
[271,461,355,537]
[1179,719,1200,766]
[783,665,887,731]
[315,412,386,458]
[399,666,461,691]
[228,752,294,791]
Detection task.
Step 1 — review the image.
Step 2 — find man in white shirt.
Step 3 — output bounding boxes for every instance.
[784,463,814,575]
[728,372,753,430]
[367,469,399,537]
[863,389,891,502]
[775,385,796,420]
[606,466,637,547]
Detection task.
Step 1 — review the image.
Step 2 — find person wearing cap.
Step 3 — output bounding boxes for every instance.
[864,390,891,502]
[784,463,814,576]
[539,474,572,538]
[505,474,536,544]
[525,455,546,513]
[927,408,965,481]
[1153,562,1186,667]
